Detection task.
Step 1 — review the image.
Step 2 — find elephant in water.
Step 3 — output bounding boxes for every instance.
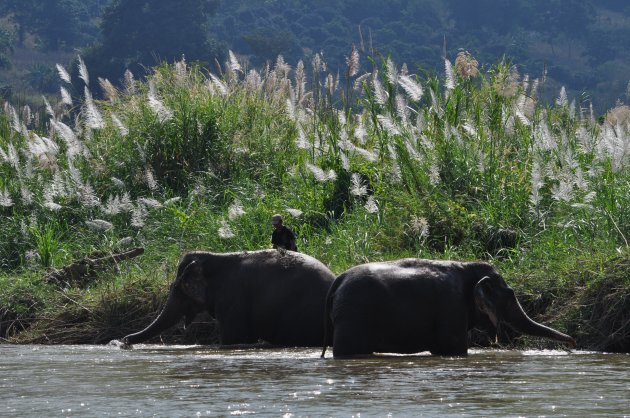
[120,250,335,347]
[321,259,576,358]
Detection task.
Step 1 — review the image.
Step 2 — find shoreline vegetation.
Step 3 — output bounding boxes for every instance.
[0,49,628,352]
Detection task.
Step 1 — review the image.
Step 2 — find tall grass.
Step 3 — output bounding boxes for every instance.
[0,48,629,346]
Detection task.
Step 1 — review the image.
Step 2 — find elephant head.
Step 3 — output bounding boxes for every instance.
[473,275,576,347]
[122,258,207,345]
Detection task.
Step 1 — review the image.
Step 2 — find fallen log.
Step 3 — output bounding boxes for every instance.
[44,247,144,288]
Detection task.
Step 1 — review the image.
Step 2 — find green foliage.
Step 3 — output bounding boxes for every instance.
[0,48,629,347]
[0,27,14,69]
[1,0,102,49]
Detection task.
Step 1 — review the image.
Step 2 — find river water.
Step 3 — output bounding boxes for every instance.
[1,344,628,417]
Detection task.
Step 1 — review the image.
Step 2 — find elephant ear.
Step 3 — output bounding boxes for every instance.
[176,260,207,305]
[474,276,499,327]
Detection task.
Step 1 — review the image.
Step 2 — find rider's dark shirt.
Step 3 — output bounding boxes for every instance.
[272,226,297,251]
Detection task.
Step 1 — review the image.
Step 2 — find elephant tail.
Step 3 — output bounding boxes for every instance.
[321,273,346,358]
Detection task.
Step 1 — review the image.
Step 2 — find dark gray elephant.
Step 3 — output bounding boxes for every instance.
[122,250,335,347]
[321,259,576,357]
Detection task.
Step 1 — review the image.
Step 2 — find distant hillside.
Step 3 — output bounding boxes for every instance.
[2,0,630,113]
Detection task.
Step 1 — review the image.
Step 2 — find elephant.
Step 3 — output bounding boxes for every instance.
[321,258,576,358]
[121,250,335,347]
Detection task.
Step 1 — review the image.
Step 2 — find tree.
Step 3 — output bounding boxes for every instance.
[86,0,224,81]
[1,0,97,49]
[0,27,15,69]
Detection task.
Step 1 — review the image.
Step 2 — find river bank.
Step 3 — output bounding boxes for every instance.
[1,248,628,353]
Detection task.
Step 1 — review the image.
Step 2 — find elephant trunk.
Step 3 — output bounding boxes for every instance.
[505,298,576,347]
[122,291,184,345]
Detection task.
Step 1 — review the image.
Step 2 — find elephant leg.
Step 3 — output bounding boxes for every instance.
[430,318,469,356]
[332,321,375,358]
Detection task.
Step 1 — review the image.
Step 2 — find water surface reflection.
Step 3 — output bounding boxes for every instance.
[1,345,628,416]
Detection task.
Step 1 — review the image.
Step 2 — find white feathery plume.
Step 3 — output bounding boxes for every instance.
[79,183,100,207]
[529,159,543,210]
[77,55,89,85]
[364,196,378,213]
[325,73,335,96]
[395,94,409,125]
[138,197,162,209]
[551,179,574,202]
[7,104,22,133]
[462,122,477,138]
[44,201,62,211]
[444,59,455,90]
[306,163,336,182]
[51,120,81,159]
[386,57,397,85]
[296,126,310,149]
[111,177,125,189]
[228,199,245,220]
[164,197,181,206]
[218,219,235,239]
[428,159,440,185]
[22,105,31,126]
[60,86,72,106]
[556,86,568,106]
[275,55,291,79]
[42,96,55,119]
[0,145,7,163]
[0,188,13,207]
[294,60,306,100]
[228,50,242,73]
[27,133,59,164]
[398,74,423,102]
[103,195,121,215]
[124,70,136,95]
[353,123,367,144]
[52,171,67,198]
[6,143,20,170]
[353,146,378,162]
[286,98,295,120]
[372,73,388,105]
[84,87,105,129]
[350,173,368,197]
[119,192,134,212]
[307,163,327,181]
[245,69,262,91]
[145,167,158,191]
[340,152,349,171]
[131,204,147,228]
[111,113,129,136]
[346,45,360,78]
[56,63,71,84]
[405,139,422,161]
[20,186,33,206]
[287,208,303,217]
[175,56,187,82]
[117,237,133,248]
[353,72,371,91]
[429,88,443,117]
[98,77,118,101]
[209,73,228,96]
[147,82,173,122]
[86,219,113,232]
[377,114,400,136]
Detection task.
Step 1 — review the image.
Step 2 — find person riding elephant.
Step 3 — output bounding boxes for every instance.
[321,258,576,358]
[271,214,297,252]
[119,250,335,347]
